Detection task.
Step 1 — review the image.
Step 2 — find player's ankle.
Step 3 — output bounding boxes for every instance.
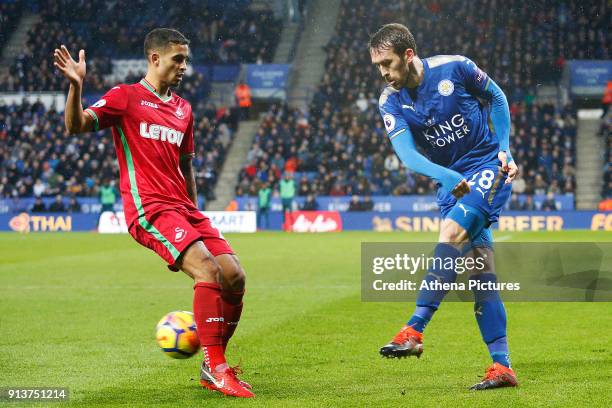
[203,344,227,370]
[405,317,427,333]
[213,362,229,373]
[493,358,511,369]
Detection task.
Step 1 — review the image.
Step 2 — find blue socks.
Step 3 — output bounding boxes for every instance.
[407,243,460,333]
[471,272,511,367]
[407,306,435,332]
[406,244,511,368]
[487,336,511,367]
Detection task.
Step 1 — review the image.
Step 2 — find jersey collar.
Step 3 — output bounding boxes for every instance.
[139,78,172,103]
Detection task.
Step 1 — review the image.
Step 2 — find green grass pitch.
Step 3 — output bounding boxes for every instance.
[1,231,611,407]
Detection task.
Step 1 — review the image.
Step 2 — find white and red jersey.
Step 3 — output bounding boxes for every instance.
[85,79,196,227]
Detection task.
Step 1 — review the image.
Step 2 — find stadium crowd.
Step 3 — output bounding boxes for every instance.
[0,0,23,51]
[0,0,607,213]
[0,0,280,211]
[0,0,282,92]
[238,0,588,205]
[236,101,577,202]
[0,94,238,208]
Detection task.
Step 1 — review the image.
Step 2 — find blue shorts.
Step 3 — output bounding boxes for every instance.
[437,165,511,247]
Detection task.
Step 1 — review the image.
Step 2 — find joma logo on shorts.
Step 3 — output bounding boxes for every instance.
[206,317,224,322]
[139,122,185,146]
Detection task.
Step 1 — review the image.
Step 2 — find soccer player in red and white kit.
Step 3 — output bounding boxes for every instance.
[53,28,254,398]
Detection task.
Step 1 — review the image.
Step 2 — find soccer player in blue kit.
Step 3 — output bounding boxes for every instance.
[370,23,519,390]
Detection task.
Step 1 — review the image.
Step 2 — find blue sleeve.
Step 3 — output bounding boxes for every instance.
[458,58,513,162]
[379,94,464,193]
[485,79,513,162]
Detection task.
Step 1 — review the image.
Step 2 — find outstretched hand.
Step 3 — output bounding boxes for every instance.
[53,45,86,85]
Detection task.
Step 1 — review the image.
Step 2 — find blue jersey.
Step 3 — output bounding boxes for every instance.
[378,55,498,176]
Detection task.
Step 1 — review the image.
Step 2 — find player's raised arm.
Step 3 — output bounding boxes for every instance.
[53,45,94,134]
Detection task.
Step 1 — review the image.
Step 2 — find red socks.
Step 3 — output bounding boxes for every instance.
[193,282,245,369]
[193,282,226,371]
[221,290,244,351]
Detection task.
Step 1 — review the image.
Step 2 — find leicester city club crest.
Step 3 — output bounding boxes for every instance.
[437,79,454,96]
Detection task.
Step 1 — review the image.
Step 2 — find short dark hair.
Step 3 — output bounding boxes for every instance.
[369,23,417,56]
[144,28,190,58]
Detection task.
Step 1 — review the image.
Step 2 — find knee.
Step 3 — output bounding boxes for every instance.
[190,254,223,283]
[441,231,463,243]
[439,219,469,243]
[223,263,246,290]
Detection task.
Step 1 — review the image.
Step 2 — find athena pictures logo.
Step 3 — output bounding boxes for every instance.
[437,80,454,96]
[383,114,395,132]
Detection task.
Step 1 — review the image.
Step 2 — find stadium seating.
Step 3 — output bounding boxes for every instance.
[0,0,23,51]
[0,97,238,206]
[0,0,282,209]
[0,0,607,211]
[0,0,282,92]
[238,0,592,199]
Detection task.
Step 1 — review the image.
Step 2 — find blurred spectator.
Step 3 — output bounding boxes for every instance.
[280,172,296,222]
[362,196,374,211]
[348,195,362,211]
[540,192,558,211]
[48,194,66,212]
[33,179,46,197]
[509,194,522,210]
[99,179,118,213]
[68,196,81,213]
[301,194,319,211]
[355,93,368,112]
[512,176,526,194]
[384,153,400,172]
[31,197,46,213]
[521,195,536,211]
[225,199,238,211]
[257,182,271,230]
[235,81,252,120]
[598,198,612,211]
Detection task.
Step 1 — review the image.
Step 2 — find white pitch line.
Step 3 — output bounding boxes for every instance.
[495,235,513,242]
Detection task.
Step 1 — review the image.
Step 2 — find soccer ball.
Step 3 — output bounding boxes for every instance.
[156,311,199,359]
